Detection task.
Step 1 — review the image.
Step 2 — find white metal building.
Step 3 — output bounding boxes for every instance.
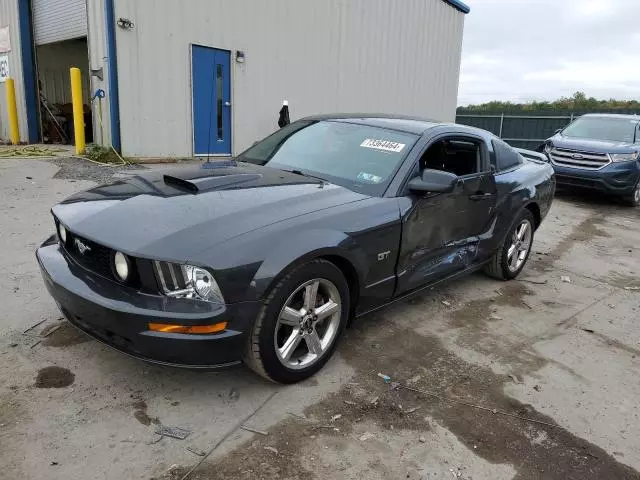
[0,0,469,157]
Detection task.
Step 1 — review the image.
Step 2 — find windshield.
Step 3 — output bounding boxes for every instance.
[561,116,639,143]
[237,120,419,196]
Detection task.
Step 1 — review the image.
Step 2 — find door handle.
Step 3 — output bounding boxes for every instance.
[469,192,495,201]
[224,101,231,107]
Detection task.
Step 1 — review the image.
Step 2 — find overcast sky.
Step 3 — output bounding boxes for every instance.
[458,0,640,105]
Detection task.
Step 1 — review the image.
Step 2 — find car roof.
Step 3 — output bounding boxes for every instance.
[582,113,640,120]
[300,113,441,135]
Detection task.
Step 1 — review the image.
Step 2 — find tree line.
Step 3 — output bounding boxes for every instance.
[457,91,640,114]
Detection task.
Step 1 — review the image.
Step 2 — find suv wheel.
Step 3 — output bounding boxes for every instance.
[623,181,640,207]
[484,209,535,280]
[243,259,349,383]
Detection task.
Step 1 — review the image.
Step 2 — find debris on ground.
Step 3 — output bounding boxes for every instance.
[330,414,342,422]
[343,400,356,406]
[377,372,391,383]
[263,446,279,455]
[561,275,571,283]
[533,385,542,392]
[228,388,239,401]
[489,314,503,321]
[359,432,374,441]
[581,328,595,334]
[419,436,426,443]
[186,446,206,457]
[624,286,640,291]
[508,374,521,384]
[405,407,421,414]
[155,425,191,440]
[240,425,268,436]
[442,300,452,307]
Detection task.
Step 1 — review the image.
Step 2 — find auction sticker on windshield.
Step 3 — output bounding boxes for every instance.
[360,138,406,153]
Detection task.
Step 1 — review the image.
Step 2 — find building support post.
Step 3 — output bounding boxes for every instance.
[5,78,20,145]
[70,67,86,155]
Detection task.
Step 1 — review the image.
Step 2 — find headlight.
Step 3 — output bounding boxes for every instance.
[544,143,552,154]
[184,265,224,303]
[113,251,130,281]
[610,152,639,163]
[58,223,67,243]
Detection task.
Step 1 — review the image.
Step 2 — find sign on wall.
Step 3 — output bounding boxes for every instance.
[0,55,10,83]
[0,26,10,53]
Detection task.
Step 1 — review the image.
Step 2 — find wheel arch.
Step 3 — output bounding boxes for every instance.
[524,201,541,230]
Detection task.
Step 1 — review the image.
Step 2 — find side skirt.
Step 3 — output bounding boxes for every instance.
[355,260,490,319]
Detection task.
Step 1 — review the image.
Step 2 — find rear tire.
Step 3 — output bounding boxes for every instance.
[243,259,350,384]
[484,209,535,280]
[622,181,640,207]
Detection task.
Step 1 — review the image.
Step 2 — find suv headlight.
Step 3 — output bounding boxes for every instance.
[544,142,553,155]
[610,152,639,163]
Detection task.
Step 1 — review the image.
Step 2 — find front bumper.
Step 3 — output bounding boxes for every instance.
[36,237,261,369]
[552,160,640,196]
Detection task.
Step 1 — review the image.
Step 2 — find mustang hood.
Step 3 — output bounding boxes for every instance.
[52,163,367,262]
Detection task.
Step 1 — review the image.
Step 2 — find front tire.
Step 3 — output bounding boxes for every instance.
[622,181,640,207]
[484,209,535,280]
[243,259,350,383]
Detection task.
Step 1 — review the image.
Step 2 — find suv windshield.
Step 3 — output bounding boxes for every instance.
[561,116,640,143]
[237,120,418,196]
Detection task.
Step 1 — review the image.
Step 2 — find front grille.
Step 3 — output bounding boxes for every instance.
[64,232,114,280]
[550,147,610,170]
[153,261,188,293]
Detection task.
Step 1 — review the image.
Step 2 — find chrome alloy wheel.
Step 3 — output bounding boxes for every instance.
[507,219,533,273]
[274,278,342,370]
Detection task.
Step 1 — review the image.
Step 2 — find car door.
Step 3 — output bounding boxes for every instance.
[395,134,496,295]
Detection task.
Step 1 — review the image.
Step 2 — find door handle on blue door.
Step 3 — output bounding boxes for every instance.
[224,101,231,107]
[469,192,495,201]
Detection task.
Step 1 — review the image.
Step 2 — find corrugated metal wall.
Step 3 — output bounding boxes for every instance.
[36,40,90,105]
[113,0,465,157]
[0,0,28,142]
[86,0,111,146]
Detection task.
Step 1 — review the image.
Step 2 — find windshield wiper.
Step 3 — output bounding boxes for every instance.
[284,169,328,184]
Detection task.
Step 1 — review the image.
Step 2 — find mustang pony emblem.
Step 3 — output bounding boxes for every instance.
[74,238,91,255]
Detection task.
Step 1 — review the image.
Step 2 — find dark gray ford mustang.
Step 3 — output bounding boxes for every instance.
[37,115,555,383]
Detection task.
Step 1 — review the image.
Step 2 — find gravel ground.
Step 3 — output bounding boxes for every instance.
[48,157,148,183]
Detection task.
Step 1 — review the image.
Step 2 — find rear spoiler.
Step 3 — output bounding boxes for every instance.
[515,148,549,163]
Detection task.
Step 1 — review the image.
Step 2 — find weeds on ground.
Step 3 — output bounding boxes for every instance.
[84,144,127,165]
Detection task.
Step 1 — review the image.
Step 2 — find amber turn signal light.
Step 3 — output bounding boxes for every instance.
[148,322,227,334]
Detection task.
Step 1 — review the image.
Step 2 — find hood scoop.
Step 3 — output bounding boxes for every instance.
[163,173,262,193]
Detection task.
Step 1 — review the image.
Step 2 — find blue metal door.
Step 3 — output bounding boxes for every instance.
[192,46,231,155]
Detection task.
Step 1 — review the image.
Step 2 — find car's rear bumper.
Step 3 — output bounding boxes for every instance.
[36,237,261,369]
[552,161,640,196]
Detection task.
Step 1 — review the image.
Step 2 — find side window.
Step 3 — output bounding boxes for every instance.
[417,137,485,177]
[492,138,523,171]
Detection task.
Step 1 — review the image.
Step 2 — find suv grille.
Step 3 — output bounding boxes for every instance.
[550,147,610,170]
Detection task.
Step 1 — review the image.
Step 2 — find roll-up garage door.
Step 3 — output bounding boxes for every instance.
[33,0,87,45]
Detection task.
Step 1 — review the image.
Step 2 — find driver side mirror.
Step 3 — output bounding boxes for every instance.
[408,169,458,194]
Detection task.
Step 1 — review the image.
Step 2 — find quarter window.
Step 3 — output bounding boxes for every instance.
[492,139,523,171]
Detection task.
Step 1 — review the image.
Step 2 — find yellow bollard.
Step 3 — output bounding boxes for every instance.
[5,78,20,145]
[70,67,85,155]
